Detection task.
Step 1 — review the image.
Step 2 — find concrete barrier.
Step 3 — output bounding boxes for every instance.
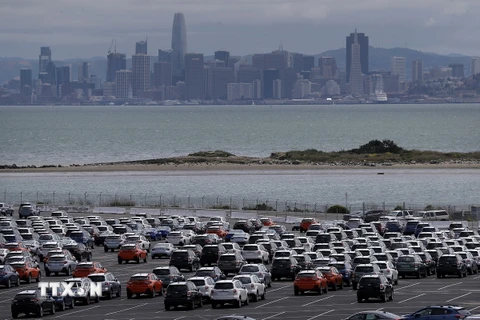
[129,208,162,216]
[195,210,227,219]
[92,207,126,214]
[161,209,194,216]
[231,211,257,219]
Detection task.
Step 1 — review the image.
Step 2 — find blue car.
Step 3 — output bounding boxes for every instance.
[156,226,171,239]
[403,220,419,235]
[401,306,471,320]
[0,264,20,288]
[330,261,353,286]
[69,230,95,249]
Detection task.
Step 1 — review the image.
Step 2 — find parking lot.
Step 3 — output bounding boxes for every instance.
[1,212,480,320]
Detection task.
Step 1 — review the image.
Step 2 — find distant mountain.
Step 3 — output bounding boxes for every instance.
[0,47,474,84]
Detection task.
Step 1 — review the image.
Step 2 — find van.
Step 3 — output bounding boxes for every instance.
[421,210,449,221]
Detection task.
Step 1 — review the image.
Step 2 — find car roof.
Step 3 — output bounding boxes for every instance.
[131,273,150,277]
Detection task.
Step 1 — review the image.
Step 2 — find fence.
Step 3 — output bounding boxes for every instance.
[2,190,475,216]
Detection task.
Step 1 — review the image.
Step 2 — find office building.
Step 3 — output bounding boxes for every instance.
[209,67,235,100]
[39,47,51,73]
[87,75,102,89]
[107,52,127,82]
[20,68,32,96]
[103,82,116,97]
[383,73,400,93]
[391,56,406,83]
[252,79,262,99]
[185,53,204,100]
[78,62,90,82]
[293,53,304,73]
[46,61,57,85]
[153,62,172,87]
[115,70,133,98]
[303,56,314,72]
[319,57,338,79]
[412,60,423,82]
[280,67,297,99]
[171,12,187,77]
[292,79,311,99]
[227,83,253,101]
[262,69,280,99]
[273,79,282,99]
[238,66,261,83]
[158,49,172,62]
[449,63,465,78]
[322,80,341,96]
[132,53,151,97]
[348,31,364,96]
[346,30,368,81]
[252,54,265,70]
[471,57,480,76]
[214,51,230,67]
[135,40,148,54]
[264,53,287,70]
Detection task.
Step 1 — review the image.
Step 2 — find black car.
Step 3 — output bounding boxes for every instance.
[417,252,436,276]
[436,254,468,278]
[170,250,200,272]
[11,290,57,318]
[152,266,185,287]
[193,234,221,247]
[46,284,76,310]
[292,254,314,270]
[363,210,387,223]
[233,220,255,234]
[396,255,427,279]
[217,253,246,276]
[271,257,302,281]
[63,243,92,262]
[200,244,226,266]
[357,274,394,303]
[164,281,203,310]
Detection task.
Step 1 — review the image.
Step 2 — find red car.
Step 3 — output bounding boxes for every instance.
[316,266,344,290]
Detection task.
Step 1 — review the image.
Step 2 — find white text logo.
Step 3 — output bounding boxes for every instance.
[38,282,102,298]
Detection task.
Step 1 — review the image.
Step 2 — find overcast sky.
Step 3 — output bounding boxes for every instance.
[1,0,478,60]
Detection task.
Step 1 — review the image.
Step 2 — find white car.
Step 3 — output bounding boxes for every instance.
[124,235,151,252]
[373,261,398,285]
[51,210,69,217]
[231,233,250,245]
[166,231,191,246]
[104,234,127,251]
[297,237,315,251]
[211,280,249,308]
[151,243,175,259]
[232,274,266,302]
[38,241,62,259]
[0,248,10,264]
[188,276,216,300]
[22,239,41,255]
[241,244,269,264]
[222,242,242,254]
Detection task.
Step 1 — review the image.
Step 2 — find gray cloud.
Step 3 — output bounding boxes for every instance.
[0,0,478,59]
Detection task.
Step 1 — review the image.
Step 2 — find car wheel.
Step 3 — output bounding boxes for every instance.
[253,292,259,302]
[104,246,108,252]
[12,312,18,319]
[234,298,241,308]
[6,278,11,288]
[46,270,51,277]
[352,283,357,290]
[261,290,266,300]
[332,283,337,291]
[357,296,362,303]
[211,303,217,309]
[294,287,299,296]
[118,258,123,264]
[38,306,44,317]
[339,280,344,289]
[389,290,394,301]
[381,294,386,302]
[16,277,20,286]
[149,290,155,298]
[55,272,59,276]
[198,298,203,307]
[437,273,441,278]
[416,271,421,279]
[85,296,90,305]
[60,301,66,311]
[36,272,41,283]
[70,299,75,309]
[66,268,71,276]
[244,295,249,306]
[143,256,147,263]
[427,269,431,276]
[127,291,133,299]
[107,290,113,300]
[87,254,92,262]
[187,300,195,310]
[136,257,140,264]
[50,304,56,315]
[165,304,170,311]
[116,287,121,297]
[26,274,32,284]
[458,271,463,278]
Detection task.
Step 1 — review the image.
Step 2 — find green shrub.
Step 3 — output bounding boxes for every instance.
[394,205,403,210]
[327,205,349,214]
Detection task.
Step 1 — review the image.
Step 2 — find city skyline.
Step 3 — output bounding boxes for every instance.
[1,0,479,60]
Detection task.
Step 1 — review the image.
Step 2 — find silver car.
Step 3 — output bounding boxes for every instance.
[187,276,215,300]
[64,277,100,305]
[151,243,175,259]
[104,234,126,252]
[45,254,78,276]
[232,274,266,302]
[210,280,249,309]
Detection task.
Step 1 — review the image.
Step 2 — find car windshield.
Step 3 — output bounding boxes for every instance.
[88,275,106,282]
[214,283,233,289]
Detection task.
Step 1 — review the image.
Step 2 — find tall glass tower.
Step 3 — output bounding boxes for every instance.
[171,12,187,77]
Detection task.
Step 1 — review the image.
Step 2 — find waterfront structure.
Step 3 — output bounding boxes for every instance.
[185,53,204,100]
[171,12,187,77]
[346,31,368,82]
[153,62,172,87]
[391,56,406,83]
[135,40,148,54]
[227,83,253,101]
[107,52,127,82]
[214,51,230,67]
[132,53,151,97]
[115,70,133,98]
[348,30,364,96]
[39,47,51,74]
[78,62,90,82]
[449,63,465,78]
[412,60,424,82]
[471,57,480,76]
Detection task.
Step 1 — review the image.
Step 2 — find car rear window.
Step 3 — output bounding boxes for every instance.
[241,266,259,272]
[214,283,234,289]
[14,293,36,300]
[398,256,414,262]
[355,266,374,273]
[440,256,458,263]
[296,273,315,278]
[49,256,66,262]
[172,252,188,258]
[153,269,170,275]
[130,276,148,281]
[360,278,380,285]
[167,285,187,293]
[219,255,236,261]
[354,258,371,264]
[88,275,106,282]
[77,264,93,269]
[235,277,251,284]
[242,246,257,251]
[203,247,219,253]
[190,280,205,287]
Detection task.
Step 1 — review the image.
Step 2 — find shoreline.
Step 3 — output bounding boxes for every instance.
[1,161,480,173]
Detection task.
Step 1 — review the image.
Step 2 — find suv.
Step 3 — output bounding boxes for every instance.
[201,244,226,266]
[170,249,200,272]
[232,274,266,302]
[436,254,468,278]
[238,264,272,287]
[356,274,394,303]
[217,253,246,276]
[152,266,185,287]
[164,281,203,310]
[11,289,56,318]
[88,272,121,299]
[351,264,382,290]
[271,257,302,281]
[44,254,78,276]
[211,280,249,309]
[396,255,427,279]
[233,220,255,234]
[63,243,92,262]
[402,306,471,320]
[64,277,100,305]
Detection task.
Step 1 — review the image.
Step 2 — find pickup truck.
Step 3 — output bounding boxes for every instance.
[0,203,14,216]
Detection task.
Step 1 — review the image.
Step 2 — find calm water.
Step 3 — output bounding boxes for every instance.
[0,104,479,166]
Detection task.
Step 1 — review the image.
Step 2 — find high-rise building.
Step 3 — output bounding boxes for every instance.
[348,30,364,96]
[280,67,297,99]
[319,57,338,79]
[292,79,312,99]
[153,62,172,87]
[185,53,204,100]
[262,69,280,99]
[115,70,133,98]
[252,54,265,70]
[252,79,262,99]
[346,30,368,81]
[449,63,465,78]
[132,53,151,97]
[214,51,230,67]
[39,47,51,74]
[302,56,314,72]
[412,60,423,82]
[78,62,90,82]
[171,13,187,77]
[87,75,102,89]
[293,53,304,73]
[471,57,480,76]
[227,83,253,101]
[46,61,57,85]
[135,40,148,54]
[391,56,406,83]
[238,66,261,83]
[107,53,127,82]
[158,49,172,62]
[209,67,235,100]
[264,53,287,70]
[20,68,32,96]
[273,79,282,99]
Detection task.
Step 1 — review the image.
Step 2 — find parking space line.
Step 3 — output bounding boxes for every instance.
[469,306,480,312]
[267,285,289,292]
[302,295,335,307]
[398,293,425,304]
[474,276,480,280]
[307,309,335,320]
[447,292,471,302]
[438,282,462,290]
[262,312,286,320]
[105,303,149,315]
[395,282,420,291]
[173,317,186,320]
[255,296,289,309]
[54,306,100,318]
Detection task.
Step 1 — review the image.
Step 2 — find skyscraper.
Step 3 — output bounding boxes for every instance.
[132,53,151,97]
[153,62,172,87]
[346,31,368,81]
[158,49,172,62]
[471,57,480,76]
[318,57,338,79]
[391,56,406,83]
[171,13,187,77]
[136,40,148,54]
[39,47,51,74]
[348,30,364,96]
[214,51,230,67]
[116,70,133,98]
[449,63,465,78]
[20,68,32,96]
[107,52,127,82]
[185,53,204,100]
[302,56,315,72]
[412,60,423,82]
[262,69,280,99]
[78,62,90,82]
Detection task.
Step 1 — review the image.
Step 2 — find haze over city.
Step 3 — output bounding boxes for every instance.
[1,0,478,59]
